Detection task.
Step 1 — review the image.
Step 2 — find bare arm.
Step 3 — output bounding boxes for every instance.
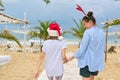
[34,51,45,79]
[62,48,67,63]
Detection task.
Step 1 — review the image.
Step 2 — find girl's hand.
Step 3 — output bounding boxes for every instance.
[67,56,74,62]
[63,59,68,64]
[34,70,39,79]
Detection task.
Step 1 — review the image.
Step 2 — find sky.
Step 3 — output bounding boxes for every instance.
[1,0,120,31]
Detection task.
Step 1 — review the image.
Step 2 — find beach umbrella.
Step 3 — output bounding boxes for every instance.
[9,30,29,34]
[103,18,120,62]
[0,12,30,57]
[0,13,29,24]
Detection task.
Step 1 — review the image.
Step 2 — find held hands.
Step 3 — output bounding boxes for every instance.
[67,56,74,62]
[63,58,68,64]
[63,56,75,64]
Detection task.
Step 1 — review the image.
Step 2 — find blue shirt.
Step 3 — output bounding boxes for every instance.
[73,27,106,72]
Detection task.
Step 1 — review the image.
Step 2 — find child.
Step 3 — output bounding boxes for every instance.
[34,22,67,80]
[67,11,106,80]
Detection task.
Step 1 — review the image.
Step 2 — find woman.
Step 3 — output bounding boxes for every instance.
[68,11,106,80]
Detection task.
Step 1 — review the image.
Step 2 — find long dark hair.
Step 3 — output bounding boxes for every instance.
[82,11,96,25]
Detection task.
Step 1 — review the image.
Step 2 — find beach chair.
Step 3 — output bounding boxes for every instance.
[31,45,41,53]
[0,55,11,66]
[4,44,16,52]
[107,46,117,53]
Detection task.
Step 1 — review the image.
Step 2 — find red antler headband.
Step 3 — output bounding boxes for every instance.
[76,4,86,15]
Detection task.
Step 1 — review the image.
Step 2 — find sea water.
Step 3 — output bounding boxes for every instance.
[3,32,120,47]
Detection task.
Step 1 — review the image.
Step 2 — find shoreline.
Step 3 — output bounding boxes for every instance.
[1,39,120,47]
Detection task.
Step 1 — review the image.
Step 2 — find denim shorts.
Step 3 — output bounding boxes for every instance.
[80,66,98,78]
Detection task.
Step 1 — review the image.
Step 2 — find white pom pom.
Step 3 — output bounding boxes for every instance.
[58,36,63,40]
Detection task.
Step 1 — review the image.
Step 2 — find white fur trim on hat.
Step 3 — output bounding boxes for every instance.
[47,28,59,36]
[58,36,63,40]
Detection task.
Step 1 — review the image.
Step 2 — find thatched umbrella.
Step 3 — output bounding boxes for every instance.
[103,18,120,62]
[0,12,30,57]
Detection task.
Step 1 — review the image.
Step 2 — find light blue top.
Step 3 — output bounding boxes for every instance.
[73,26,106,72]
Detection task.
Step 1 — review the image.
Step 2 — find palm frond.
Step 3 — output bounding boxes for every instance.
[79,20,85,32]
[28,20,51,41]
[62,31,69,35]
[43,0,51,5]
[34,26,41,30]
[0,0,4,7]
[0,30,21,47]
[72,19,80,29]
[104,18,120,28]
[68,19,85,40]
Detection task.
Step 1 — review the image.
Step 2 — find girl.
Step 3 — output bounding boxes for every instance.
[34,22,67,80]
[68,11,106,80]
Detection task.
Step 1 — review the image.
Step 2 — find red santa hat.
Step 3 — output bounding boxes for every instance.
[47,22,63,40]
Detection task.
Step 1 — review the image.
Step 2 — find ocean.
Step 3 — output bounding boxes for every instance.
[5,31,120,47]
[0,24,120,46]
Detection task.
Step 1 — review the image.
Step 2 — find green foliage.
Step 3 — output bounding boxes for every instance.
[104,18,120,28]
[0,0,4,7]
[43,0,51,5]
[0,30,21,47]
[68,19,85,40]
[28,20,51,41]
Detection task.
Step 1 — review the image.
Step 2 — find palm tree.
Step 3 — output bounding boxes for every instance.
[68,19,85,47]
[28,20,51,41]
[69,19,85,39]
[0,0,21,47]
[104,18,120,28]
[28,20,51,52]
[0,30,21,47]
[43,0,51,5]
[103,18,120,62]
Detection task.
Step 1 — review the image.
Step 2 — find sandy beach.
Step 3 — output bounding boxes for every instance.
[0,45,120,80]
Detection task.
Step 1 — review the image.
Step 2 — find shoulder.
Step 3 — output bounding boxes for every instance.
[59,40,66,44]
[99,28,105,33]
[95,28,106,39]
[83,29,90,36]
[43,40,50,45]
[96,27,105,36]
[84,27,95,33]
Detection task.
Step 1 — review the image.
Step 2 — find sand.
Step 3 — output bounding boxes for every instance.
[95,46,120,80]
[0,45,120,80]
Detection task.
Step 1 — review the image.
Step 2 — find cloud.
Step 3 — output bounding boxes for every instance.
[3,0,120,28]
